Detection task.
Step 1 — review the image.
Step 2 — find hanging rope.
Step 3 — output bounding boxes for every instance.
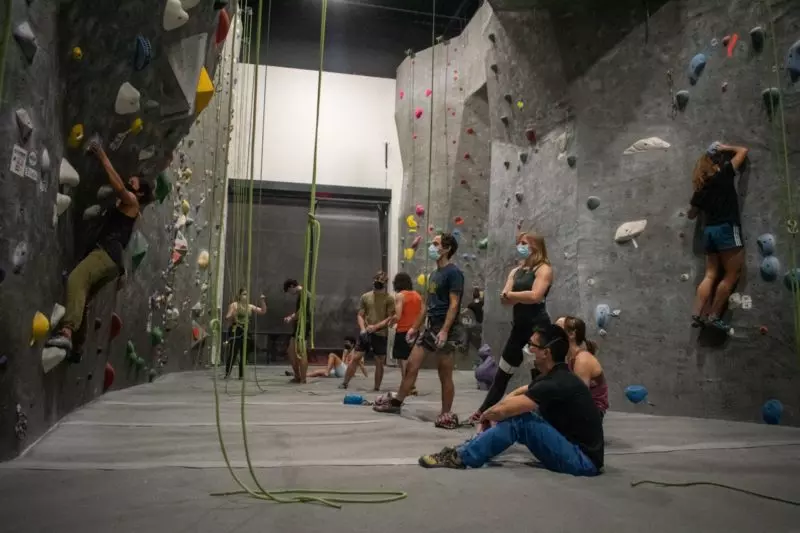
[421,0,437,287]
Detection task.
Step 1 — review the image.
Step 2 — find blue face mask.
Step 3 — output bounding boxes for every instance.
[428,244,440,260]
[516,244,531,259]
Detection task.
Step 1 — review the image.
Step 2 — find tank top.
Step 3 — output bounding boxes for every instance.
[568,354,609,414]
[233,302,250,327]
[396,290,422,332]
[511,265,550,325]
[96,207,137,268]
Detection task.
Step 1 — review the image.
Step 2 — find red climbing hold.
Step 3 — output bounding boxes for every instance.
[726,33,739,57]
[460,179,468,185]
[428,225,434,233]
[425,89,432,97]
[103,363,115,392]
[192,326,201,340]
[109,313,122,340]
[415,108,423,119]
[215,8,230,45]
[454,216,464,225]
[464,153,470,160]
[525,129,537,143]
[760,326,768,335]
[412,133,417,140]
[415,204,425,216]
[399,90,405,99]
[410,235,422,250]
[451,111,456,117]
[466,127,474,134]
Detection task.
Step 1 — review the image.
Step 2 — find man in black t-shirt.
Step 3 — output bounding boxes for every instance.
[419,324,603,476]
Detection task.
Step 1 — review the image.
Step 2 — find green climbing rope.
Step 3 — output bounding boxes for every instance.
[421,0,437,287]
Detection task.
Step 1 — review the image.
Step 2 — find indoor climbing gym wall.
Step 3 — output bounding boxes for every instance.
[395,6,493,365]
[0,0,236,459]
[396,0,800,424]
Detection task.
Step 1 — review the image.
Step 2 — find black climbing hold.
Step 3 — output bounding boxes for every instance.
[490,63,498,73]
[749,26,765,53]
[760,256,779,282]
[134,35,152,71]
[567,155,577,168]
[0,268,5,285]
[488,33,496,43]
[587,196,600,210]
[87,372,93,381]
[503,161,510,169]
[504,94,512,103]
[762,88,780,118]
[214,0,229,8]
[515,192,523,202]
[12,22,38,64]
[788,40,800,83]
[519,152,528,163]
[500,115,509,125]
[0,355,7,368]
[757,233,775,256]
[675,90,690,111]
[94,318,102,330]
[784,268,800,292]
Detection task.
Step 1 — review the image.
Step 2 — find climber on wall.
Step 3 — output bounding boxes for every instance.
[224,288,267,380]
[283,278,311,383]
[688,141,749,332]
[373,233,465,429]
[46,140,155,358]
[556,316,608,418]
[390,272,423,391]
[467,231,553,425]
[339,271,396,391]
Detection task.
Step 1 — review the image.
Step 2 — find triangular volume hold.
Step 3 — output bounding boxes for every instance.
[195,67,214,115]
[59,158,80,186]
[115,82,141,115]
[163,0,189,31]
[161,33,209,117]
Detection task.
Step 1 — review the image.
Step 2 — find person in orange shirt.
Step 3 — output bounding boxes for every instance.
[391,273,423,384]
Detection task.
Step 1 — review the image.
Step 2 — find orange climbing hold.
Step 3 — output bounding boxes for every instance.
[109,313,122,340]
[215,8,230,44]
[454,216,464,225]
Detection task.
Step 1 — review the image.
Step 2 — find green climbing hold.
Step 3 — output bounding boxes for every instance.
[150,327,164,346]
[135,356,146,369]
[155,172,172,204]
[126,341,137,363]
[130,231,149,270]
[477,238,489,250]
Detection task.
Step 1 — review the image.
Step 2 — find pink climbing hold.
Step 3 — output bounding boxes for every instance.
[466,127,474,134]
[415,107,423,119]
[425,89,432,97]
[415,204,425,216]
[399,90,405,99]
[428,225,435,234]
[412,133,418,140]
[410,235,422,250]
[526,129,537,143]
[464,153,471,160]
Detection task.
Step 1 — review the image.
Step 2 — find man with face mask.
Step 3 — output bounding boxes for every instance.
[373,233,465,429]
[340,271,396,391]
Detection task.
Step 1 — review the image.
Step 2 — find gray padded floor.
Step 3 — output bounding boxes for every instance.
[1,367,799,532]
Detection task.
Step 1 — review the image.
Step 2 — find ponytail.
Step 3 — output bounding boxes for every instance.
[584,338,598,355]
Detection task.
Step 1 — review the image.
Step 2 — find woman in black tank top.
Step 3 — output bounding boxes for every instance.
[470,232,554,421]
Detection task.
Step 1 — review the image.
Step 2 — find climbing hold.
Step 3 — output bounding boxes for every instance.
[412,133,418,140]
[405,215,418,232]
[403,248,415,261]
[415,204,425,217]
[689,53,706,84]
[42,347,67,374]
[783,268,800,292]
[623,137,670,154]
[97,185,114,201]
[762,399,783,425]
[760,326,768,335]
[49,304,65,330]
[466,127,474,135]
[464,153,471,160]
[12,241,29,273]
[615,220,647,245]
[460,179,468,185]
[94,318,102,330]
[425,88,432,97]
[515,192,523,202]
[67,124,84,148]
[504,94,512,103]
[410,235,422,250]
[181,199,190,215]
[115,82,141,115]
[516,100,524,110]
[787,40,800,83]
[488,33,496,43]
[586,196,600,210]
[490,63,498,73]
[126,341,137,363]
[110,313,122,339]
[595,304,610,329]
[762,88,780,118]
[163,0,190,31]
[415,108,423,119]
[503,161,510,169]
[41,148,50,173]
[215,8,231,44]
[399,90,405,99]
[454,216,464,225]
[155,172,172,204]
[749,26,765,53]
[477,238,488,250]
[680,273,690,281]
[760,255,781,281]
[519,152,528,164]
[71,46,83,61]
[567,155,577,168]
[625,385,648,404]
[416,273,428,287]
[525,129,536,143]
[133,35,152,70]
[722,35,731,46]
[55,193,71,216]
[150,327,164,346]
[130,118,144,135]
[13,22,38,64]
[500,115,509,125]
[104,363,115,392]
[139,146,156,161]
[721,81,728,92]
[675,90,689,111]
[197,250,210,270]
[15,109,34,142]
[82,205,102,220]
[757,233,775,256]
[130,231,149,270]
[30,312,49,346]
[195,67,214,115]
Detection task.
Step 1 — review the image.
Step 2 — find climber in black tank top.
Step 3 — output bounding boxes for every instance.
[470,231,554,422]
[47,139,158,358]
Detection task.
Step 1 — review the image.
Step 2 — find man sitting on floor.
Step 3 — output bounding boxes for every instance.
[418,324,604,476]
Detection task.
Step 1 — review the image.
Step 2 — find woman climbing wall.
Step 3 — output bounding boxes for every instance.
[688,141,749,332]
[224,288,267,379]
[468,231,553,423]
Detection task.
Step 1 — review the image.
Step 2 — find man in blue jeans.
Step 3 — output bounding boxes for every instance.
[419,324,604,476]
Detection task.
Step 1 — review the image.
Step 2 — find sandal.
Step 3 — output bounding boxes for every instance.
[434,412,460,430]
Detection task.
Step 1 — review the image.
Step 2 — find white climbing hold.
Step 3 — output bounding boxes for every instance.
[55,193,71,216]
[115,82,141,115]
[139,146,156,160]
[624,137,671,154]
[163,0,190,31]
[611,309,621,317]
[97,185,114,200]
[42,347,67,374]
[615,220,647,245]
[741,295,752,310]
[41,148,50,173]
[12,241,29,271]
[680,273,690,281]
[82,205,102,220]
[176,214,187,229]
[15,109,34,142]
[12,22,38,63]
[598,329,607,337]
[197,250,210,269]
[50,303,65,330]
[59,159,80,187]
[181,0,201,9]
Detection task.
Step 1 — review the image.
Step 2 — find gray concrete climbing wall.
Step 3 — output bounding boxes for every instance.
[0,0,236,459]
[398,0,800,424]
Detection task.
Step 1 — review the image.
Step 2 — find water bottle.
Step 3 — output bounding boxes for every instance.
[343,394,365,405]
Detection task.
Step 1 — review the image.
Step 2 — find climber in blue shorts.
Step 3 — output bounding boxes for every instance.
[688,141,749,332]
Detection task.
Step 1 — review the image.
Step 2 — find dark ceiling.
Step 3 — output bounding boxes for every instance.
[241,0,483,78]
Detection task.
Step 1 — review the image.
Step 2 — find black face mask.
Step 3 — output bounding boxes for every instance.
[373,281,385,290]
[344,343,353,350]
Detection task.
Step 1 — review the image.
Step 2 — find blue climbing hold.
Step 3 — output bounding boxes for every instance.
[462,253,470,260]
[787,40,800,83]
[453,229,462,239]
[757,233,775,256]
[783,268,800,292]
[760,256,780,282]
[625,385,648,404]
[689,53,707,84]
[343,394,366,405]
[134,35,152,71]
[595,304,610,329]
[762,399,783,425]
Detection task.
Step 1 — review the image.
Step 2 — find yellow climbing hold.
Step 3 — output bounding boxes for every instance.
[195,67,214,115]
[68,124,84,148]
[406,215,418,233]
[72,46,83,60]
[130,118,144,135]
[417,273,428,287]
[197,250,210,270]
[516,100,524,110]
[30,311,50,346]
[181,199,190,215]
[403,248,415,261]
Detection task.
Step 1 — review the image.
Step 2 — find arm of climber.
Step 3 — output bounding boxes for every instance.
[721,144,749,171]
[441,271,464,333]
[391,292,404,326]
[500,268,518,305]
[357,295,368,332]
[481,394,536,422]
[571,353,594,388]
[507,265,552,304]
[250,295,267,315]
[93,145,138,207]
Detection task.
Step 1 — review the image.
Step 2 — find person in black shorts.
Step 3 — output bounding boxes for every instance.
[468,231,553,424]
[283,278,311,383]
[373,233,465,429]
[688,141,749,332]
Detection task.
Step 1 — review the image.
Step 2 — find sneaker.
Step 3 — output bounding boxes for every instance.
[691,315,705,328]
[710,318,731,332]
[419,447,465,469]
[373,400,401,414]
[46,334,72,351]
[435,412,460,430]
[338,382,348,390]
[409,387,418,396]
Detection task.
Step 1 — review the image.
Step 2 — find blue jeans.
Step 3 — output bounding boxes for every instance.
[457,412,599,476]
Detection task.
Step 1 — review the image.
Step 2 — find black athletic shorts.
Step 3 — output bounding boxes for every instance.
[290,321,310,340]
[416,318,464,353]
[501,316,550,368]
[393,330,413,360]
[355,331,388,357]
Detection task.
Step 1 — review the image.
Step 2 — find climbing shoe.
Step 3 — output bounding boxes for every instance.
[691,315,705,328]
[710,318,731,332]
[65,350,83,365]
[467,410,482,425]
[373,399,402,414]
[338,382,348,390]
[46,334,72,351]
[434,412,460,430]
[419,447,465,469]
